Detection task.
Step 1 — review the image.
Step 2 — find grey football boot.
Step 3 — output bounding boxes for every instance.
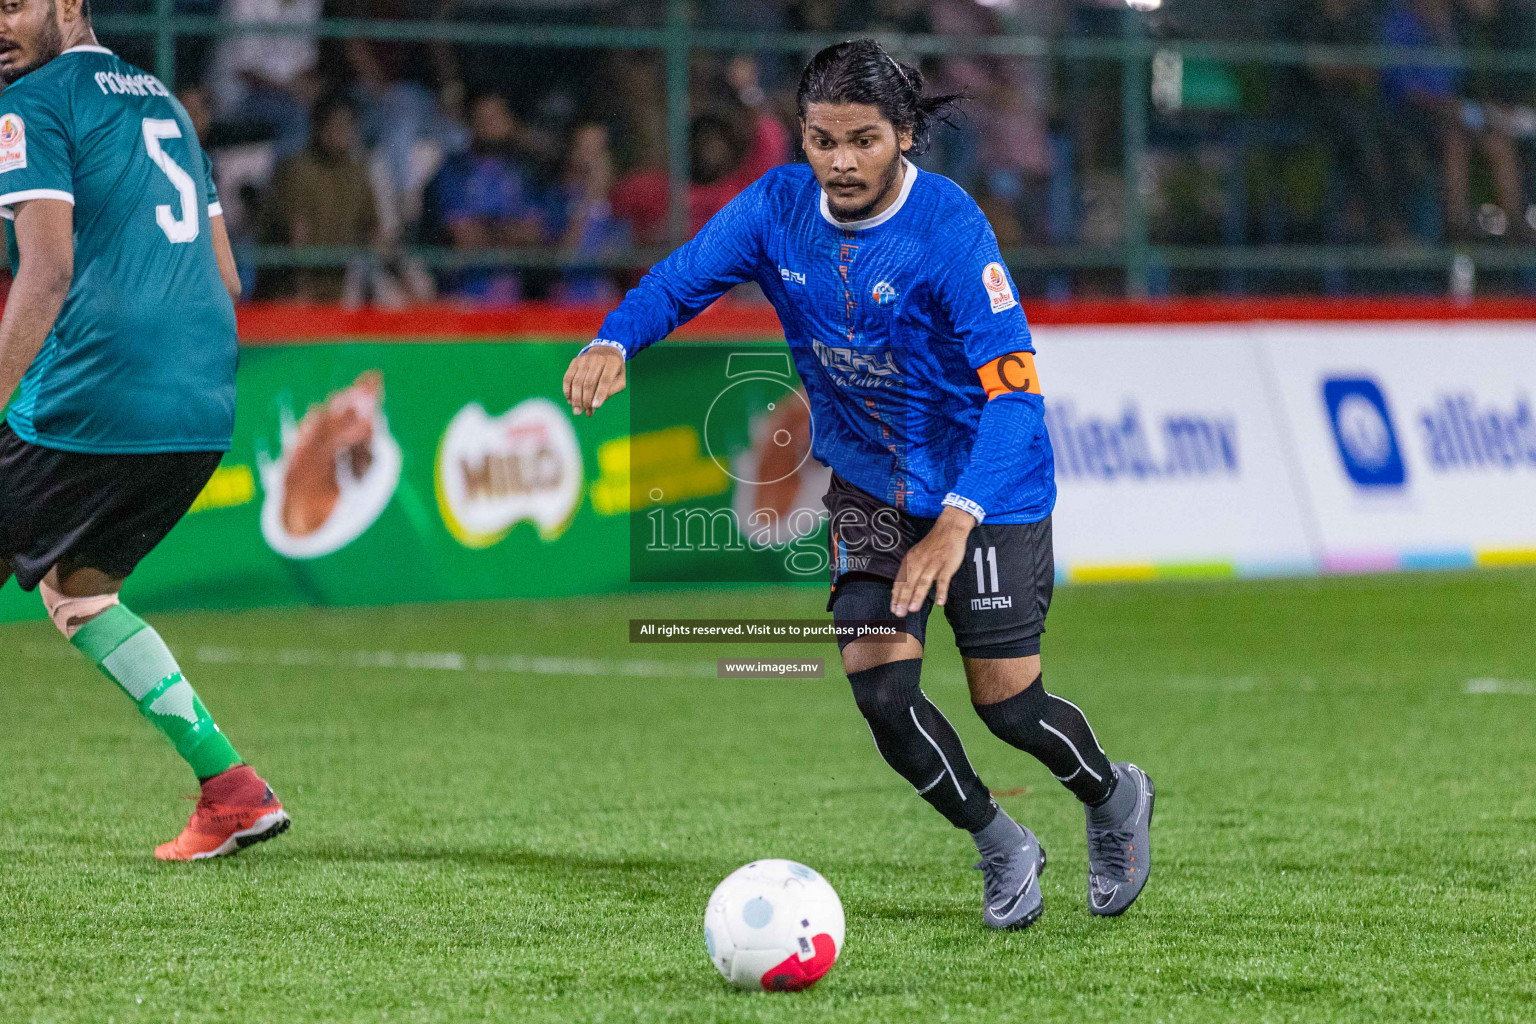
[1086,762,1155,917]
[972,812,1049,930]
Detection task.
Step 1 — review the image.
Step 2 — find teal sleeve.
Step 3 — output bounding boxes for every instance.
[0,89,74,218]
[201,147,221,214]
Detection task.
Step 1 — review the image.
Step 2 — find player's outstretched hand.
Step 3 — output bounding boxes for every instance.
[563,345,627,417]
[890,506,977,617]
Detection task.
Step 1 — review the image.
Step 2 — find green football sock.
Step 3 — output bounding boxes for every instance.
[71,604,242,780]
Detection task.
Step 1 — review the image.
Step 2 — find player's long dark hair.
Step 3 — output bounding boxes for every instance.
[795,39,963,157]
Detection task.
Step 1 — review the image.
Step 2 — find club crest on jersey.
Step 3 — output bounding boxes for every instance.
[982,261,1016,314]
[871,281,897,305]
[0,114,26,173]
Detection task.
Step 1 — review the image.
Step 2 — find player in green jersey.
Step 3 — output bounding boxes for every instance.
[0,0,289,860]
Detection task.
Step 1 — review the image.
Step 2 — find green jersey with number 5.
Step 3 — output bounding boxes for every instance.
[0,45,236,454]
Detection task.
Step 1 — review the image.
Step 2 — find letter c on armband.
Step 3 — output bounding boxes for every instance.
[975,351,1042,400]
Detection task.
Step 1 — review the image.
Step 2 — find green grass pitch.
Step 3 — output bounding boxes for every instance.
[3,570,1536,1023]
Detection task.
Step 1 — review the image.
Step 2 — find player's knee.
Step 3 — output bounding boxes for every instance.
[841,633,924,675]
[964,653,1042,707]
[973,670,1049,738]
[847,658,924,728]
[39,579,120,639]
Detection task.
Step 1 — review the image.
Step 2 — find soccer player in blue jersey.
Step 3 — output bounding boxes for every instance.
[0,0,288,859]
[565,40,1155,928]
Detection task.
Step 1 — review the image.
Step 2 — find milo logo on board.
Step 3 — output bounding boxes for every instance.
[435,398,584,549]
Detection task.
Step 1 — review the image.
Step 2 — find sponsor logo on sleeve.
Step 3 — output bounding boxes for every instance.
[1323,377,1407,488]
[982,261,1016,314]
[0,114,27,173]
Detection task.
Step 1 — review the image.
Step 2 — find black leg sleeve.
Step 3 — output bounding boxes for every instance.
[973,675,1116,806]
[849,659,998,832]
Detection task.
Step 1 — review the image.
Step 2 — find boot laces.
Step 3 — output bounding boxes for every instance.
[973,848,1029,904]
[1088,826,1133,880]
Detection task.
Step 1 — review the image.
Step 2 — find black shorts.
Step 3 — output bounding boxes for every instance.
[822,473,1054,659]
[0,424,222,591]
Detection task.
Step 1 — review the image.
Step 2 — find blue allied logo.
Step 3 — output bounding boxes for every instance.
[871,281,897,305]
[1323,377,1407,487]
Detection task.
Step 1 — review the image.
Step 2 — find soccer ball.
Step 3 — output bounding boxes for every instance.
[703,859,845,991]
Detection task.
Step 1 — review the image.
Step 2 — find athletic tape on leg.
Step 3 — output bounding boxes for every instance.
[39,580,120,639]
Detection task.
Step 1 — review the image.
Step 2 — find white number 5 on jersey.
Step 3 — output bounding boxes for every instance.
[141,117,198,244]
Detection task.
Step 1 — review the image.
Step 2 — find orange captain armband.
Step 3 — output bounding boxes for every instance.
[975,351,1041,400]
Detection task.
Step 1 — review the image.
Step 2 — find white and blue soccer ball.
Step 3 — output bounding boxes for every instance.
[703,859,845,991]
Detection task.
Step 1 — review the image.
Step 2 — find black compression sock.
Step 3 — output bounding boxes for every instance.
[974,675,1115,806]
[848,659,997,832]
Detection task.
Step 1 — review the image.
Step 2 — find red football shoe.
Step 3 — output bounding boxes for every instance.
[154,765,290,861]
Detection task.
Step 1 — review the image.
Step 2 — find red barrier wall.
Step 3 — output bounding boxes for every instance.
[236,298,1536,345]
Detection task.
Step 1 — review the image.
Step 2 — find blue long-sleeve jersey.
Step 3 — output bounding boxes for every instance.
[592,160,1055,524]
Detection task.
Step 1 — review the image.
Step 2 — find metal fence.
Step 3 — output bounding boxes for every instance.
[95,2,1536,297]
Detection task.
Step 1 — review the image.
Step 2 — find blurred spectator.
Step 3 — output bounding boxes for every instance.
[867,0,929,33]
[925,0,1054,237]
[179,84,214,146]
[604,53,670,176]
[337,0,469,232]
[172,0,1536,306]
[264,94,381,302]
[179,83,261,297]
[700,0,786,29]
[786,0,860,32]
[1460,0,1536,109]
[208,0,322,160]
[1459,0,1536,232]
[611,58,790,245]
[1284,0,1408,243]
[546,123,630,304]
[424,92,545,305]
[1382,0,1529,239]
[698,0,791,90]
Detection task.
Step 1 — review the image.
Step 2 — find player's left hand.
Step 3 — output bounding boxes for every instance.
[563,345,627,417]
[890,506,977,616]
